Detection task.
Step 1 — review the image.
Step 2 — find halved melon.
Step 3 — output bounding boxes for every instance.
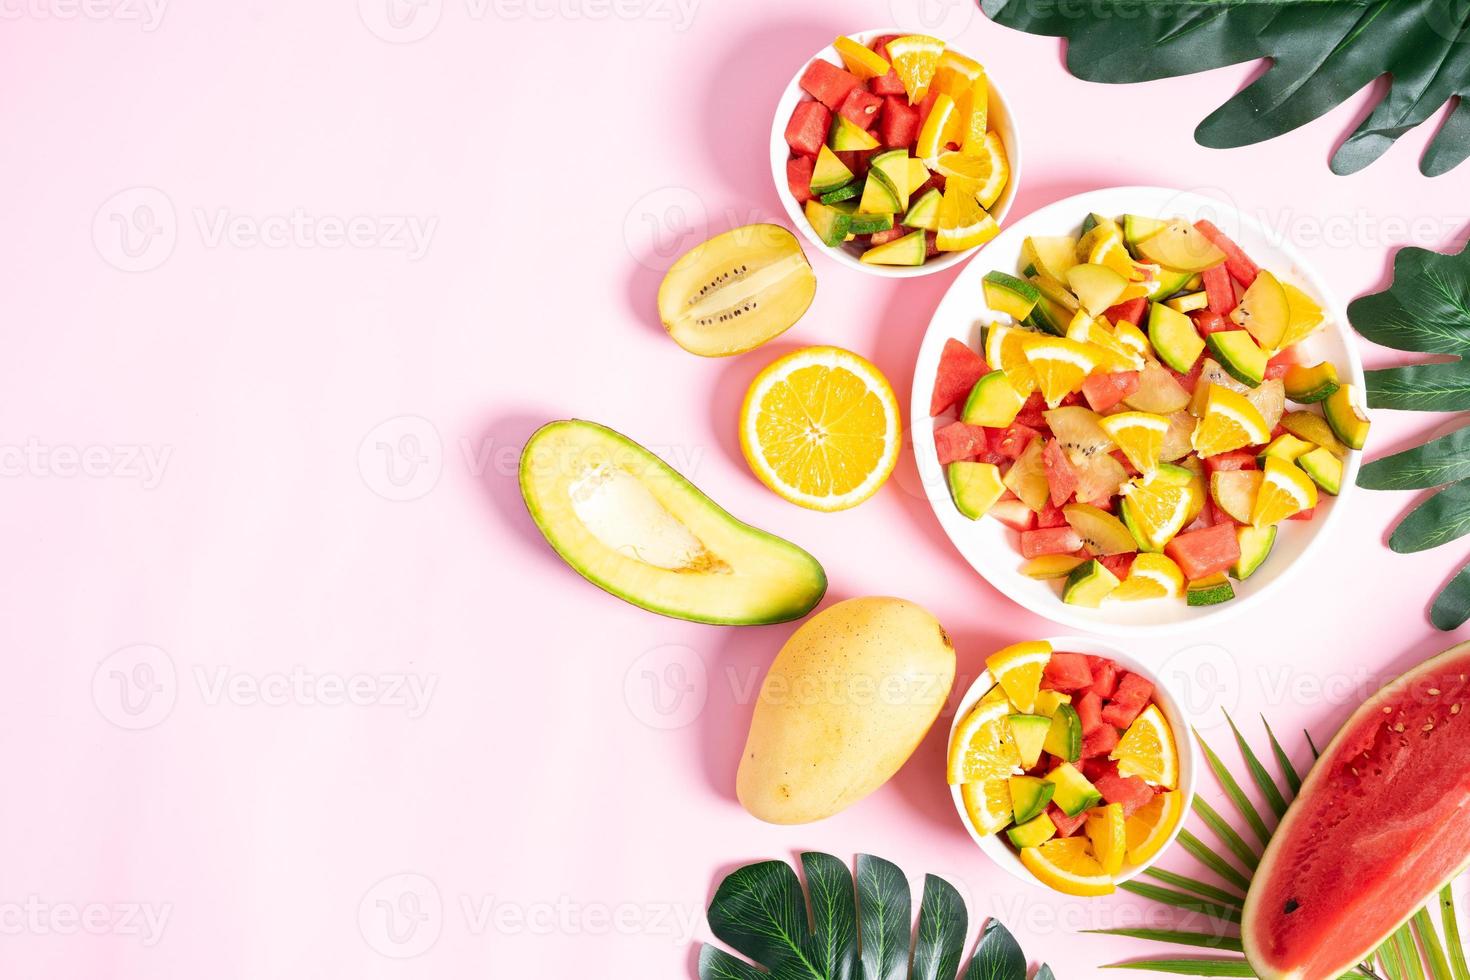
[1242,640,1470,979]
[519,420,826,624]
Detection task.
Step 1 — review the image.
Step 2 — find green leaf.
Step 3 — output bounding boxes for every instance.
[702,854,1034,980]
[1102,956,1256,976]
[1390,479,1470,553]
[1177,829,1254,893]
[1190,796,1260,871]
[1360,424,1470,490]
[1433,561,1470,630]
[1441,885,1469,980]
[978,0,1470,175]
[1035,968,1055,980]
[1141,867,1244,909]
[802,852,858,980]
[911,875,966,980]
[1307,729,1323,759]
[1412,907,1452,980]
[1366,362,1470,412]
[856,855,910,980]
[1224,710,1289,818]
[1393,922,1427,980]
[1195,729,1272,849]
[1087,929,1243,953]
[1119,881,1241,924]
[963,918,1024,980]
[1263,717,1303,796]
[1348,242,1470,354]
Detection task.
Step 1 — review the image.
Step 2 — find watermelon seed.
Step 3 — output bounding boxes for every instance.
[1382,706,1392,713]
[1453,704,1462,715]
[1423,722,1435,732]
[1394,723,1406,732]
[1429,687,1442,695]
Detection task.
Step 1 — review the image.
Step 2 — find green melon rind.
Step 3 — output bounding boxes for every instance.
[1241,639,1470,979]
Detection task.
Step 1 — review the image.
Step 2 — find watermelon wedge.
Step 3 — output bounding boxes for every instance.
[1242,640,1470,980]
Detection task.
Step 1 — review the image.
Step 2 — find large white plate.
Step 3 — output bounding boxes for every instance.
[910,187,1365,636]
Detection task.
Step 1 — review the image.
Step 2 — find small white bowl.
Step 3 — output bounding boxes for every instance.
[911,186,1366,635]
[768,28,1023,279]
[947,636,1198,892]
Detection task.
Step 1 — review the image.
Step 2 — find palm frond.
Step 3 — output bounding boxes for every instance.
[1086,929,1242,952]
[1260,716,1301,795]
[1442,886,1469,980]
[1223,712,1287,819]
[1175,829,1253,893]
[1193,728,1271,848]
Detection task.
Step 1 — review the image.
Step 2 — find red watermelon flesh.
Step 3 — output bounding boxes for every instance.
[1242,642,1470,980]
[1191,310,1232,336]
[1102,672,1155,729]
[1098,552,1134,580]
[992,422,1040,460]
[1166,522,1240,580]
[931,339,988,415]
[1042,439,1078,507]
[1105,297,1147,327]
[786,156,816,205]
[934,421,989,465]
[1035,500,1067,529]
[1095,772,1153,817]
[1016,392,1049,428]
[1202,263,1234,315]
[838,86,883,129]
[1087,657,1120,699]
[1266,347,1298,381]
[878,97,919,148]
[1047,802,1088,837]
[1081,725,1120,760]
[1021,527,1083,559]
[868,225,907,247]
[870,68,906,97]
[1076,691,1104,734]
[1205,450,1257,473]
[1042,652,1093,692]
[784,101,830,157]
[799,59,862,110]
[1195,219,1259,286]
[1082,371,1140,413]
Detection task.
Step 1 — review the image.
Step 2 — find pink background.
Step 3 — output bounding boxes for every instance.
[5,1,1470,976]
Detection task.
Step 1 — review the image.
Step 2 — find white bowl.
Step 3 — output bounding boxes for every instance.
[947,636,1199,891]
[911,186,1366,635]
[768,28,1023,279]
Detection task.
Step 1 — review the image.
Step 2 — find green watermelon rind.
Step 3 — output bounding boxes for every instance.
[1241,639,1470,980]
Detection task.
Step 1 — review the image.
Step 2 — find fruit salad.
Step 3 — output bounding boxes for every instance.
[949,641,1184,895]
[782,33,1010,267]
[929,212,1371,608]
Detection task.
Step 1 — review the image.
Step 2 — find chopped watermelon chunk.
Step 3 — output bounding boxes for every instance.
[1035,500,1067,528]
[868,225,906,247]
[1042,439,1078,507]
[1202,264,1234,315]
[869,67,906,97]
[1087,657,1120,699]
[934,421,990,465]
[1205,450,1257,473]
[1095,772,1154,817]
[1104,297,1147,328]
[878,97,919,149]
[1195,219,1259,286]
[992,422,1040,460]
[1047,802,1088,837]
[835,149,873,178]
[786,155,816,205]
[1082,725,1120,759]
[1191,310,1232,336]
[1081,757,1117,783]
[915,88,940,133]
[784,101,830,157]
[1098,552,1135,580]
[1076,691,1105,734]
[1021,526,1084,559]
[1082,370,1140,413]
[1265,347,1298,380]
[931,339,988,415]
[1015,391,1049,429]
[837,86,883,129]
[799,59,862,111]
[1102,673,1154,728]
[1042,652,1093,692]
[1289,505,1316,521]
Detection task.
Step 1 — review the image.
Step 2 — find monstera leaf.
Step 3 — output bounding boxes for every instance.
[698,852,1041,980]
[1094,716,1467,977]
[979,0,1470,176]
[1350,238,1470,629]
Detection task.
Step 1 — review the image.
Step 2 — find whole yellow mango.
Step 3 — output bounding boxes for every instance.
[736,596,956,824]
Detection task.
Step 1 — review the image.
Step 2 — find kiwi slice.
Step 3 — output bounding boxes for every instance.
[1062,503,1136,556]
